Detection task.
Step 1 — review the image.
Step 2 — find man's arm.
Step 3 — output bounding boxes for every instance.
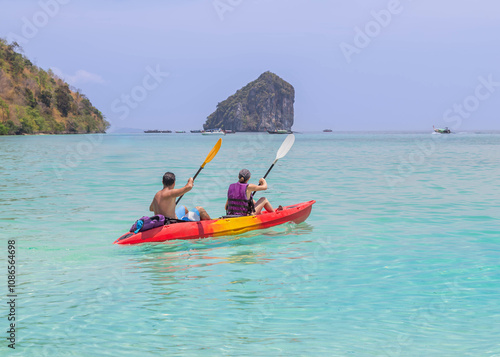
[167,177,194,198]
[149,192,158,212]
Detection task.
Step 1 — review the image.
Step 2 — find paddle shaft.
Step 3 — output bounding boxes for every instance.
[250,160,277,200]
[174,138,222,206]
[175,167,203,205]
[251,134,295,200]
[262,161,276,180]
[192,167,203,181]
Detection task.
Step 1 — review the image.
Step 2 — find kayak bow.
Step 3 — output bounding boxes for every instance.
[114,200,315,245]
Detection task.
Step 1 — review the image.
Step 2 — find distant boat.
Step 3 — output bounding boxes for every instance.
[433,125,451,134]
[267,129,292,134]
[224,129,236,134]
[323,129,333,132]
[144,130,171,133]
[190,130,202,133]
[202,128,226,136]
[175,130,186,133]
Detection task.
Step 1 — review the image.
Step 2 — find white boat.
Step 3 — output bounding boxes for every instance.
[201,128,226,136]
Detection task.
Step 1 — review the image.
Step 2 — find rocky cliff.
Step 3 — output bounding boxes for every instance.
[204,71,294,132]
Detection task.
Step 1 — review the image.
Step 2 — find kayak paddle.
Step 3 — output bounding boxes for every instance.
[251,133,295,199]
[176,138,222,204]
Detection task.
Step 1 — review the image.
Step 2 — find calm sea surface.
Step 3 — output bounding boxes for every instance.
[1,132,499,356]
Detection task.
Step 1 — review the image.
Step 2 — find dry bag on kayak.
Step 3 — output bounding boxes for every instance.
[130,215,166,233]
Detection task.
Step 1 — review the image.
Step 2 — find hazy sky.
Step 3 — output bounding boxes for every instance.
[1,0,499,131]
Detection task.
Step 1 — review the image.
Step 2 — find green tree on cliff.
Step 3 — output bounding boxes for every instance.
[0,98,10,120]
[55,85,73,117]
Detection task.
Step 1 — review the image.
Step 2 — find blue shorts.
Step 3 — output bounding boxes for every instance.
[175,206,200,221]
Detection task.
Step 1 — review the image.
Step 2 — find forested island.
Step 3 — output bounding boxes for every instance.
[0,39,109,135]
[204,71,294,132]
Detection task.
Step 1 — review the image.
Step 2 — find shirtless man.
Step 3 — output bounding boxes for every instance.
[150,172,211,221]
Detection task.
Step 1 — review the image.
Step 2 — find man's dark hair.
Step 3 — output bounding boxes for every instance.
[162,172,175,187]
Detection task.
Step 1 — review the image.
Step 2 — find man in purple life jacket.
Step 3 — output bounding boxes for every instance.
[150,172,211,221]
[225,169,275,216]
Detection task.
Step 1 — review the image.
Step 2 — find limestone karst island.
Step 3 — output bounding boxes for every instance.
[204,71,294,132]
[0,40,109,135]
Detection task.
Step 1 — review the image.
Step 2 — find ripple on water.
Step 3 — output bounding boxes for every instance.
[2,133,500,355]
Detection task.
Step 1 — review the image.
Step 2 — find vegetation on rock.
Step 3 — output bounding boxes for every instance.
[204,71,295,132]
[0,39,109,135]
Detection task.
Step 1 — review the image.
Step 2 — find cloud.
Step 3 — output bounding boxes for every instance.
[51,67,105,85]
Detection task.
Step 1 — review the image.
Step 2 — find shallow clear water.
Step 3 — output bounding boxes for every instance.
[1,132,499,356]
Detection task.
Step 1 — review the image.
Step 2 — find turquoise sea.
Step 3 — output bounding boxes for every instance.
[1,132,499,356]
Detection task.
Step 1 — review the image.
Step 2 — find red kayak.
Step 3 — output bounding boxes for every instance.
[114,200,315,245]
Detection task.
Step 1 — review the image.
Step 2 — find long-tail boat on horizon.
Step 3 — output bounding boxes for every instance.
[433,125,451,134]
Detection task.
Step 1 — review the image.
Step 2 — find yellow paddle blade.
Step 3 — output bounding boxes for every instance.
[201,138,222,168]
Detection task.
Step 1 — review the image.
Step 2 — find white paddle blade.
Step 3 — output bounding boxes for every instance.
[276,134,295,160]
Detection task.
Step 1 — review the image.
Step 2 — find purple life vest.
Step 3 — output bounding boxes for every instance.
[227,182,254,216]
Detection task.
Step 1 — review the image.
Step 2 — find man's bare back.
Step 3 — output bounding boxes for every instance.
[150,189,178,218]
[149,174,193,218]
